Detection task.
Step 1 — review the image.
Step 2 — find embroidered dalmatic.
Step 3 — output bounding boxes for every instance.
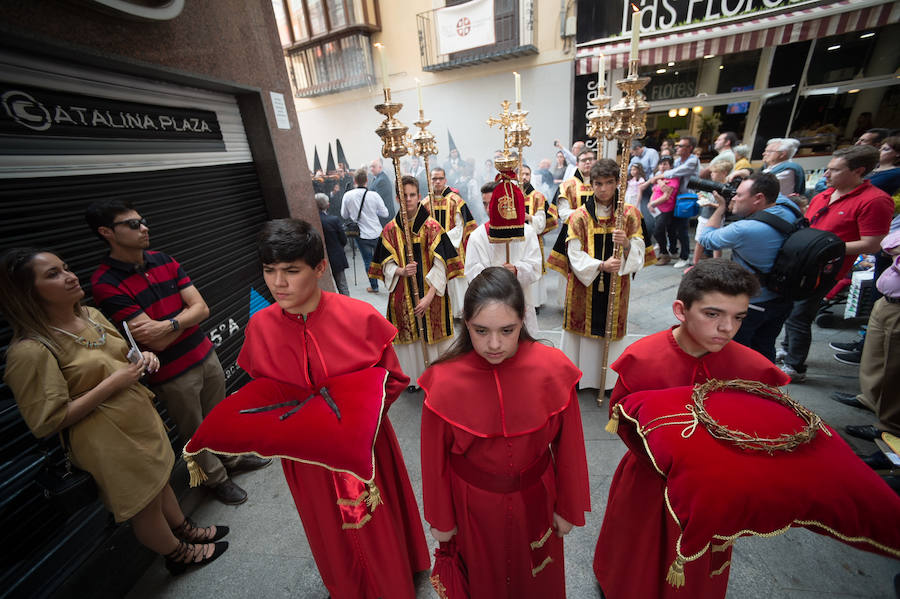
[427,187,476,318]
[523,182,558,274]
[547,197,645,389]
[553,169,594,223]
[237,294,430,599]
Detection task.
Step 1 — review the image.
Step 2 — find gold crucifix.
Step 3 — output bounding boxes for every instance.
[486,100,514,156]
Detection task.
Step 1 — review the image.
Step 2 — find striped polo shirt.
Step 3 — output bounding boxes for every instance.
[91,251,213,384]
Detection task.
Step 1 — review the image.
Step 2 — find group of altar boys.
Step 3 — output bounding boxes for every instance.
[368,148,649,390]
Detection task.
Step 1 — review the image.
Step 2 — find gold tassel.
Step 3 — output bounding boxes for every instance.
[666,556,686,588]
[184,453,207,488]
[605,406,619,434]
[365,481,382,511]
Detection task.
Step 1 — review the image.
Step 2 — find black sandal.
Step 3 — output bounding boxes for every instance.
[172,517,229,543]
[164,540,228,576]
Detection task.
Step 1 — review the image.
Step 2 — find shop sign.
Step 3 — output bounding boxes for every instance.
[618,0,825,38]
[647,80,697,101]
[0,82,224,154]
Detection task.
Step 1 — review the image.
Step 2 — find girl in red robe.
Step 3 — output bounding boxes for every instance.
[420,267,591,598]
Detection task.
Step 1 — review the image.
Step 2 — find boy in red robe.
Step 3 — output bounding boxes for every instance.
[593,258,789,599]
[237,219,430,599]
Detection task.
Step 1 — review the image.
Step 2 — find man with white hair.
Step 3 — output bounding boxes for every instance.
[762,138,806,200]
[369,158,396,226]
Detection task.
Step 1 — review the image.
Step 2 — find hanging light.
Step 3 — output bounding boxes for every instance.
[677,107,689,117]
[692,106,703,113]
[668,108,678,118]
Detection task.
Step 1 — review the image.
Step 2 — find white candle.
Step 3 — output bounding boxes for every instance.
[514,72,521,104]
[416,78,423,112]
[375,43,389,89]
[630,9,641,63]
[597,54,606,93]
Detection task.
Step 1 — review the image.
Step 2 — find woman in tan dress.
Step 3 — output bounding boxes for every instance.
[0,248,228,575]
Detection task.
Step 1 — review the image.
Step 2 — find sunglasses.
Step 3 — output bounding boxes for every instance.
[113,217,148,230]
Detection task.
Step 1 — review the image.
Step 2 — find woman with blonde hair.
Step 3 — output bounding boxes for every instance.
[0,247,228,575]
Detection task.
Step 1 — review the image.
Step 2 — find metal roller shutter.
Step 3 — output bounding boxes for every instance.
[0,162,272,598]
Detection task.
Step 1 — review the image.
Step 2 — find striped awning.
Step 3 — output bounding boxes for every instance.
[575,0,898,75]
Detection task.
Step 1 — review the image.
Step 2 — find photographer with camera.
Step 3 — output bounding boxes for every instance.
[697,172,801,362]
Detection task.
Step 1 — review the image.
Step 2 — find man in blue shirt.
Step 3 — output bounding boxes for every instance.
[699,172,800,362]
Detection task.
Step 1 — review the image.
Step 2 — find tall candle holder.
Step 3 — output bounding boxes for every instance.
[597,58,651,403]
[410,110,439,200]
[374,88,429,367]
[509,102,532,184]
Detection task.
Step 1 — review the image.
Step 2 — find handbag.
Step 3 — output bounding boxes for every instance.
[34,429,98,516]
[674,193,699,218]
[429,538,469,599]
[343,189,367,236]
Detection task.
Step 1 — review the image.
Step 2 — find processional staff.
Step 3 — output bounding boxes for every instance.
[373,45,429,368]
[592,15,651,405]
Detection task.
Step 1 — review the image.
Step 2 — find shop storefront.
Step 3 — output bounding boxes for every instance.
[573,0,899,171]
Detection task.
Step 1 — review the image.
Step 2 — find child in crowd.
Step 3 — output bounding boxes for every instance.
[625,163,645,208]
[647,156,679,265]
[690,160,732,269]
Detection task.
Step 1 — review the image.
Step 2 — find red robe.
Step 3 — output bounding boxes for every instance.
[419,341,590,599]
[237,292,430,599]
[593,328,789,599]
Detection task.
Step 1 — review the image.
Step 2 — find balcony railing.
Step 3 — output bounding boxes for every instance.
[416,0,537,72]
[286,31,376,97]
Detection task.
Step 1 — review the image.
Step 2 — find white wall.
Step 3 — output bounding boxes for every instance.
[297,60,574,182]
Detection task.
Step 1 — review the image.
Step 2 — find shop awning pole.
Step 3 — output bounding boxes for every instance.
[785,39,817,138]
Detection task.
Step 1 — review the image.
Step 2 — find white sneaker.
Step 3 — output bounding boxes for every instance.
[779,363,806,383]
[673,259,691,268]
[775,348,788,363]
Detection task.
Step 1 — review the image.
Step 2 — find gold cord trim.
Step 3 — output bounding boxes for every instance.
[709,560,731,578]
[341,513,372,529]
[711,539,734,553]
[531,556,553,577]
[336,491,369,507]
[530,527,553,550]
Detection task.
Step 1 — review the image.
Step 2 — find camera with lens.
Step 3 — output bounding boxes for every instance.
[686,176,743,202]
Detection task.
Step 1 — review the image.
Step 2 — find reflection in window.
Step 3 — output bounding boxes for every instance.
[272,0,292,47]
[307,0,327,36]
[326,0,346,28]
[288,0,309,40]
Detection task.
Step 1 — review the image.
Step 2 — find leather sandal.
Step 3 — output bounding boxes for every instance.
[164,540,228,576]
[172,517,229,543]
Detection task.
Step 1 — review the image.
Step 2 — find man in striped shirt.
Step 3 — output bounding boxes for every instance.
[87,200,270,505]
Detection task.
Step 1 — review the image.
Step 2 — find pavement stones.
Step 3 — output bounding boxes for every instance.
[127,239,899,599]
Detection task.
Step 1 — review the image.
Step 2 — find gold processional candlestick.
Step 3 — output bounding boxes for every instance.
[487,100,521,263]
[375,88,429,368]
[411,110,439,207]
[510,102,532,186]
[587,87,615,160]
[597,58,651,405]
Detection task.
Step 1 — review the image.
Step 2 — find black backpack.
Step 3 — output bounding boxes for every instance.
[744,203,845,301]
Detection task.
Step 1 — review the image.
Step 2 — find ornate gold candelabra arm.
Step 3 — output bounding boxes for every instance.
[510,103,532,183]
[411,110,439,199]
[374,88,429,367]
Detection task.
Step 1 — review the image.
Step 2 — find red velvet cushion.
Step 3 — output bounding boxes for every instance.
[184,368,387,482]
[616,384,900,572]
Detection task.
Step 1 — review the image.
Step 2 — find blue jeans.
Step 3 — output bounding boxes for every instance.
[355,237,379,290]
[733,296,792,363]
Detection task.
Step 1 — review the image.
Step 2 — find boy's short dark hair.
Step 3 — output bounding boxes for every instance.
[658,156,673,167]
[677,258,759,308]
[400,174,419,192]
[746,172,780,205]
[833,144,880,175]
[85,199,136,243]
[590,159,619,181]
[480,181,498,195]
[257,219,324,267]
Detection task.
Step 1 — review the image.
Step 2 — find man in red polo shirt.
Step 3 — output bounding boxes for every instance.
[87,200,270,505]
[778,145,893,382]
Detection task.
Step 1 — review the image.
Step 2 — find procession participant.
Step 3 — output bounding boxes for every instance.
[465,177,542,335]
[370,175,463,385]
[548,159,645,391]
[425,167,477,318]
[420,267,590,599]
[593,258,790,599]
[237,219,430,599]
[521,164,559,310]
[553,148,596,223]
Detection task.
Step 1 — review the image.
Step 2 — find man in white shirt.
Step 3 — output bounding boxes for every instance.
[341,168,388,292]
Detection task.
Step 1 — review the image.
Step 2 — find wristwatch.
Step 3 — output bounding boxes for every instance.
[169,318,180,331]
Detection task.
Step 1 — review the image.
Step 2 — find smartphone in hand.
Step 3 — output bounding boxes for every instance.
[122,321,142,364]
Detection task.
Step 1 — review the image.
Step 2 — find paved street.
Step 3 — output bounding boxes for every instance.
[127,235,898,599]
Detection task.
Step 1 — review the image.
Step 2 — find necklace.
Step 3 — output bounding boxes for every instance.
[50,318,107,348]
